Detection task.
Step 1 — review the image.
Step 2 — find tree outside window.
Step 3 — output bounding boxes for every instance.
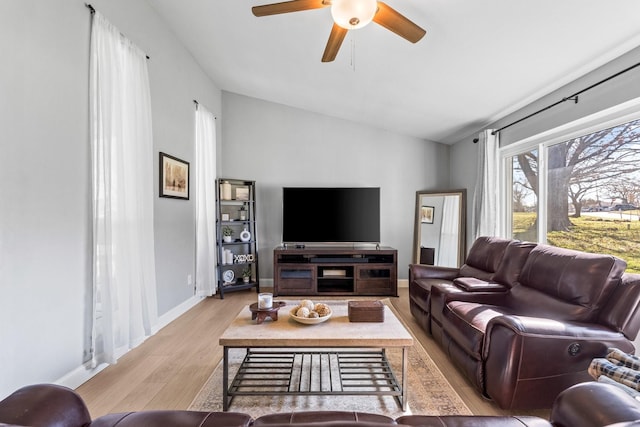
[508,118,640,272]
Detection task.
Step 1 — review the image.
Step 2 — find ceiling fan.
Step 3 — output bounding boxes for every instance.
[252,0,426,62]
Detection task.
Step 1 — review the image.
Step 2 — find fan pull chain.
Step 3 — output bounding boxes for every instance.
[350,33,356,72]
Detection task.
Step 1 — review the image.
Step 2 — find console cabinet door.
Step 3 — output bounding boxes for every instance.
[274,265,315,296]
[355,265,397,295]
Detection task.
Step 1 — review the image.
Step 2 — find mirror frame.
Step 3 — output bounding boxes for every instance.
[412,189,467,267]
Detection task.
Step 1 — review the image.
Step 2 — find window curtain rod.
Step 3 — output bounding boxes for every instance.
[473,59,640,142]
[85,3,150,60]
[493,59,640,135]
[193,100,217,119]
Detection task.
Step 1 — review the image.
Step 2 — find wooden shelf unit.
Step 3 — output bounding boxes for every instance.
[273,246,397,297]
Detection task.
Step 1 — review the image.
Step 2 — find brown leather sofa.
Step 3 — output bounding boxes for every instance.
[409,235,640,409]
[3,381,640,426]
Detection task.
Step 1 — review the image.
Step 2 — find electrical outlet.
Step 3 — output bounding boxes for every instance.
[187,274,193,286]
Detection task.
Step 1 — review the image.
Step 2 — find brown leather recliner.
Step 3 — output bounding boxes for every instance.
[410,236,640,410]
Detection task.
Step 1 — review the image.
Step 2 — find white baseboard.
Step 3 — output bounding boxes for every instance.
[155,295,206,331]
[56,294,205,390]
[55,361,110,390]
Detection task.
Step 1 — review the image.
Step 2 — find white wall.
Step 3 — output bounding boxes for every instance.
[0,0,92,401]
[221,92,450,281]
[0,0,222,399]
[450,45,640,249]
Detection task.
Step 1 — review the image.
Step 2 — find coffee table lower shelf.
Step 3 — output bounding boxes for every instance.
[222,348,406,411]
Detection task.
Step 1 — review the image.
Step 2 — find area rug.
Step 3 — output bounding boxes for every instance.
[189,302,472,419]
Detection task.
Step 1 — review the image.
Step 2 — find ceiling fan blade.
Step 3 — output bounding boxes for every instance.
[322,23,348,62]
[373,1,426,43]
[252,0,328,17]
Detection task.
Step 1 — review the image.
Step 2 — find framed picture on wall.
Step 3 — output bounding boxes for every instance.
[421,206,434,224]
[159,152,190,200]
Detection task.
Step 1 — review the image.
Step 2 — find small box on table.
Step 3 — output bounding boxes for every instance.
[348,300,385,322]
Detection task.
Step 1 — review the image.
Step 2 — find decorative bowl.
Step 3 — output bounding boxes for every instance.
[289,307,332,325]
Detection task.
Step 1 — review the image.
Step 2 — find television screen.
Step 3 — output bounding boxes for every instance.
[282,187,380,243]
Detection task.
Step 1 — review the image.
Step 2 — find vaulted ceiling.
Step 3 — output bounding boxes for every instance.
[147,0,640,144]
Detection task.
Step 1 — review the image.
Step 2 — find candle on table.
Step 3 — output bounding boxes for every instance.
[258,293,273,309]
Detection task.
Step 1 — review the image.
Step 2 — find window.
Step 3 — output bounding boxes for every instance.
[510,148,538,242]
[501,99,640,272]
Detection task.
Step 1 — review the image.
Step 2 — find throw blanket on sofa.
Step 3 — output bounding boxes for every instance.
[589,348,640,392]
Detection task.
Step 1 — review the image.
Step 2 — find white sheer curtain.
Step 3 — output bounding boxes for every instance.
[89,11,158,365]
[195,104,217,296]
[437,195,460,267]
[472,129,501,239]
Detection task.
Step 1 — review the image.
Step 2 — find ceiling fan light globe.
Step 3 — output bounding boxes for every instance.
[331,0,377,30]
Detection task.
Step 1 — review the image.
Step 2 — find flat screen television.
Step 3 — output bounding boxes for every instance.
[282,187,380,244]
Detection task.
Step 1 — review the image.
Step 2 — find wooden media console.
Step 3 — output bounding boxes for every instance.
[273,246,398,297]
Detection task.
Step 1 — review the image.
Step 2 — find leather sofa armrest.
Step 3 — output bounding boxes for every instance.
[430,283,509,327]
[431,283,509,306]
[485,315,635,342]
[253,411,395,425]
[484,316,635,366]
[409,264,460,281]
[483,316,635,409]
[550,382,640,427]
[0,384,91,427]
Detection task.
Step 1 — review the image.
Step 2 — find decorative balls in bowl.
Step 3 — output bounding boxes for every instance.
[289,300,332,325]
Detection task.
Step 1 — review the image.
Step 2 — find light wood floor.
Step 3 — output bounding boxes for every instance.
[75,288,550,420]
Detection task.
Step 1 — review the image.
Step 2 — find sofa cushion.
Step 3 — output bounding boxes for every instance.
[397,415,552,426]
[253,411,395,425]
[251,424,402,427]
[459,236,512,280]
[492,241,537,287]
[90,411,252,427]
[516,245,626,322]
[504,284,601,321]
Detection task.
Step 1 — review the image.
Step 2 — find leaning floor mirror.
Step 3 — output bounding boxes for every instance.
[413,189,466,268]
